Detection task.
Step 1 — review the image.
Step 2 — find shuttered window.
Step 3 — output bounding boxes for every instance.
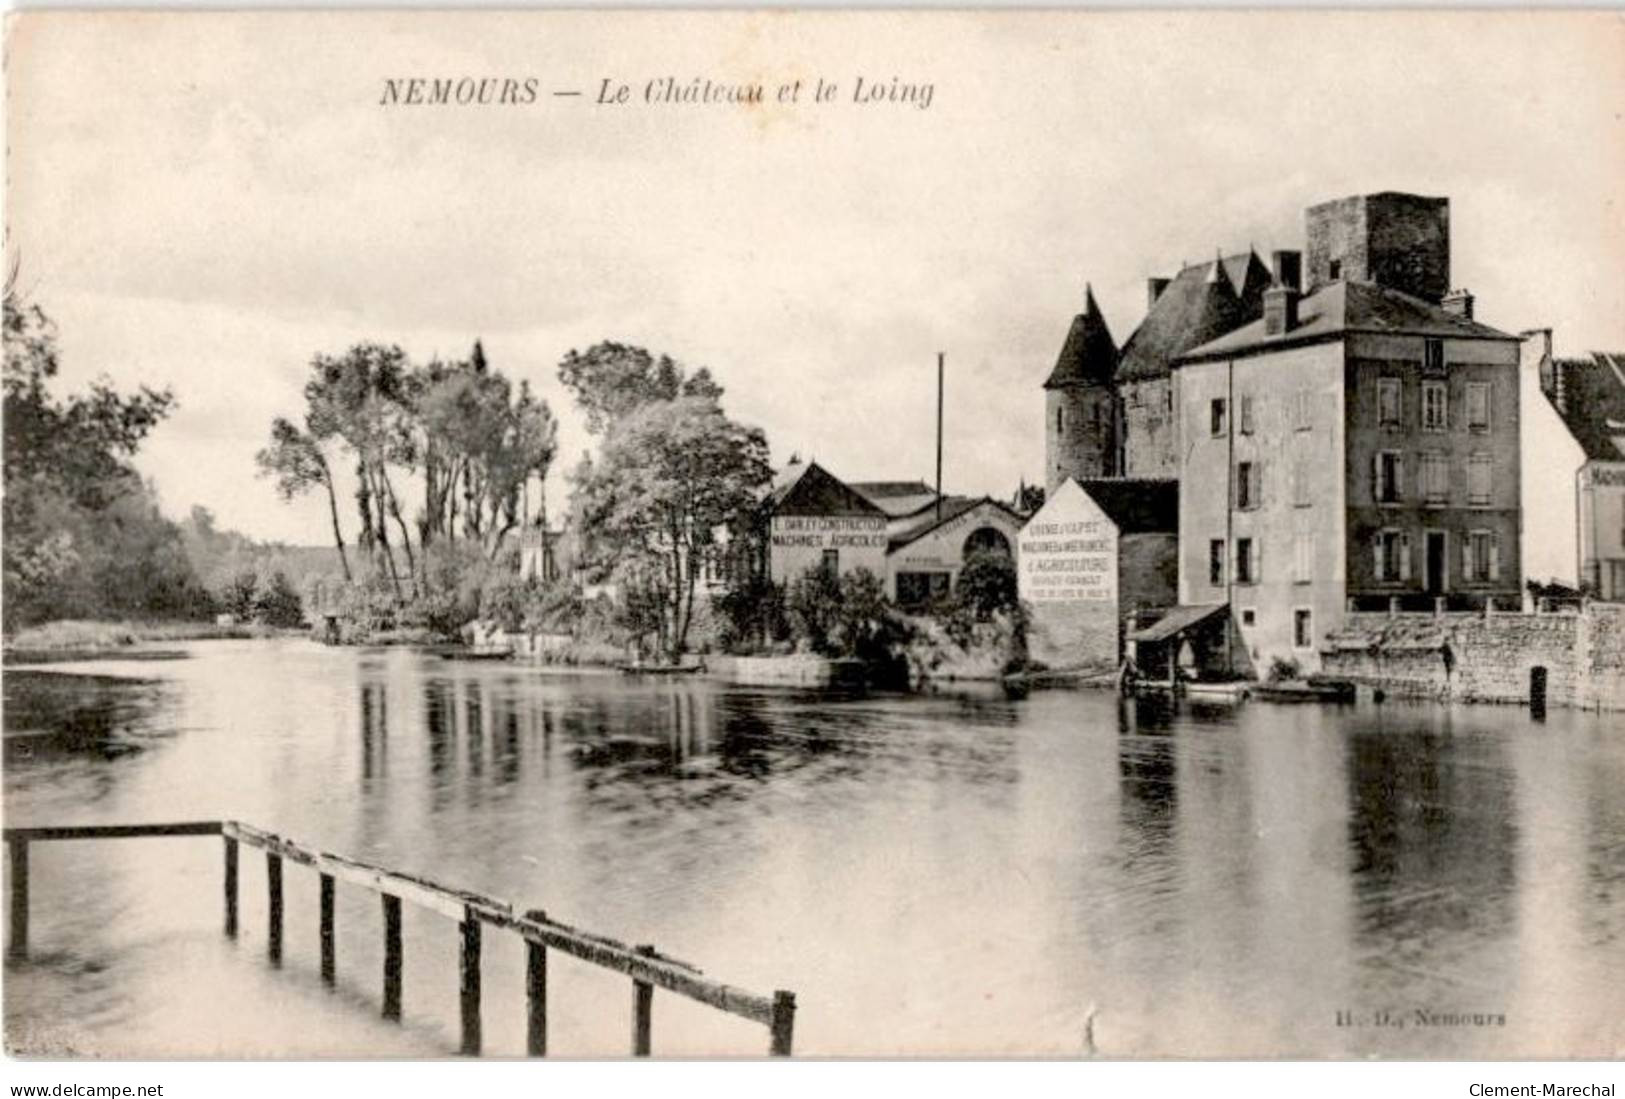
[1468,454,1492,506]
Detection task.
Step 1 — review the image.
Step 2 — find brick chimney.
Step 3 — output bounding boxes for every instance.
[1442,288,1474,320]
[1147,277,1171,310]
[1264,283,1300,337]
[1270,250,1302,292]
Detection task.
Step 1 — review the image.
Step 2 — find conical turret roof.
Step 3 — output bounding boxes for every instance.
[1043,286,1119,389]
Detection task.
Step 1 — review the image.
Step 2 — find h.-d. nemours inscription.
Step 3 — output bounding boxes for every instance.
[3,8,1622,1072]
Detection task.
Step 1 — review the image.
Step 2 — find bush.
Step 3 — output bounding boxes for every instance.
[221,570,259,620]
[1268,656,1302,683]
[786,565,844,655]
[254,570,304,628]
[713,573,788,653]
[955,551,1019,621]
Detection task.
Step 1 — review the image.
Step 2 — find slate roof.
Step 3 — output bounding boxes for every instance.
[851,480,942,517]
[1075,477,1179,534]
[1117,252,1272,383]
[851,480,934,499]
[1176,280,1519,364]
[764,461,887,518]
[1550,352,1625,462]
[887,496,1024,552]
[1044,286,1119,389]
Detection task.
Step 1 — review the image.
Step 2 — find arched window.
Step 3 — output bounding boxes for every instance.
[963,526,1013,561]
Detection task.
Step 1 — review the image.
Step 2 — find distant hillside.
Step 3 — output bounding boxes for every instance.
[179,507,348,593]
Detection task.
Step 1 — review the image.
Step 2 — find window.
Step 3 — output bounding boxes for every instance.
[1294,388,1313,431]
[1241,608,1256,626]
[1292,454,1312,508]
[1293,531,1314,583]
[1374,529,1411,582]
[1210,398,1227,437]
[1375,450,1403,504]
[1467,382,1491,431]
[1240,395,1256,435]
[1424,339,1445,373]
[1056,406,1064,434]
[1421,452,1448,505]
[1294,608,1314,649]
[1329,259,1342,280]
[1378,378,1402,429]
[1209,539,1225,587]
[1468,454,1492,506]
[1237,461,1261,510]
[821,549,839,576]
[1236,537,1258,584]
[1464,531,1500,583]
[1422,381,1447,432]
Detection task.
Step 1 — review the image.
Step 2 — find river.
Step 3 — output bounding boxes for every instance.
[3,638,1622,1057]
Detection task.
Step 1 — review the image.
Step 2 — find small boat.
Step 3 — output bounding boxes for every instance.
[619,662,706,676]
[426,645,514,662]
[1253,679,1356,704]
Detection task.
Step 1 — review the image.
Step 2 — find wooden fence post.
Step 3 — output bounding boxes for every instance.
[223,837,238,939]
[6,839,27,962]
[319,873,336,985]
[381,893,402,1021]
[459,907,482,1055]
[525,910,548,1057]
[770,990,797,1056]
[266,852,283,966]
[631,944,655,1057]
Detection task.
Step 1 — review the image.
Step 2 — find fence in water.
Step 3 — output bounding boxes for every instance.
[4,821,796,1057]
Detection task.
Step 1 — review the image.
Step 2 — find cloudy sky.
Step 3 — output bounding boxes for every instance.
[8,10,1624,545]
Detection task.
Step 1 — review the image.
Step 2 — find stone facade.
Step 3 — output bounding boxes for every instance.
[1019,479,1177,670]
[1046,383,1116,491]
[1342,332,1524,612]
[1322,603,1625,711]
[1119,376,1178,478]
[1306,192,1450,302]
[1177,341,1349,673]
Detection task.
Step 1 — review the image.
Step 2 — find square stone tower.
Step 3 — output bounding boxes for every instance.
[1305,192,1450,303]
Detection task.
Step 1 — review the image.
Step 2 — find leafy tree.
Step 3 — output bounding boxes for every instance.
[3,287,211,629]
[558,342,726,436]
[254,570,305,628]
[955,551,1019,620]
[1015,483,1046,514]
[786,564,844,656]
[255,417,352,580]
[222,570,260,620]
[571,394,770,660]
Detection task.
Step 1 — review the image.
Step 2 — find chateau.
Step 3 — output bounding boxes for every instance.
[1041,192,1525,673]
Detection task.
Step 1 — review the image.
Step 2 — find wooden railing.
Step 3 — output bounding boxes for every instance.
[3,821,796,1057]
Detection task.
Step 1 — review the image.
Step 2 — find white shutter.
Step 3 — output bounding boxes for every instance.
[1489,538,1501,582]
[1463,540,1474,581]
[1399,533,1412,581]
[1394,455,1405,502]
[1255,539,1263,582]
[1373,534,1384,579]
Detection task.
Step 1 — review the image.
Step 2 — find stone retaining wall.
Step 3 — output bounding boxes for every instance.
[1322,602,1624,711]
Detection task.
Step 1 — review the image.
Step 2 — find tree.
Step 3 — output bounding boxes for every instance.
[222,570,260,620]
[571,394,770,660]
[254,570,306,628]
[3,287,211,630]
[786,564,844,656]
[955,551,1019,620]
[558,342,725,436]
[301,343,417,596]
[255,417,352,580]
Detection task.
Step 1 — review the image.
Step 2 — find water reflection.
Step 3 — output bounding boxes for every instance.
[3,643,1622,1058]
